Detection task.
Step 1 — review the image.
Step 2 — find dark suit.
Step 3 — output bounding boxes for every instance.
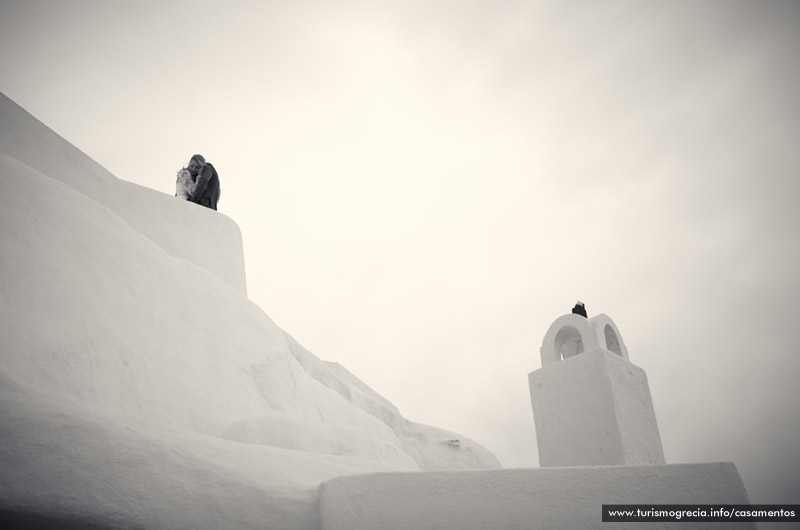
[191,163,220,210]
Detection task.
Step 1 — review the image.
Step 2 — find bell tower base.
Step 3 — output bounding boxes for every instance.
[529,348,665,467]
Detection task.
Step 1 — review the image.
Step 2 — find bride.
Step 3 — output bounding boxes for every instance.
[175,166,195,201]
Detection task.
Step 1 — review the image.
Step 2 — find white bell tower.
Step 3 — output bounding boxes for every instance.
[529,313,665,467]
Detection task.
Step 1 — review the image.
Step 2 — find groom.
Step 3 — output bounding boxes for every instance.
[187,154,221,210]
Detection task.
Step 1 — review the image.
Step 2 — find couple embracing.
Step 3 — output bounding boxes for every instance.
[176,154,221,210]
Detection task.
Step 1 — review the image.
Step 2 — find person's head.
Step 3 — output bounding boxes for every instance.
[187,154,205,176]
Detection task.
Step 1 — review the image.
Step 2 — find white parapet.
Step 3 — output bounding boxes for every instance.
[319,463,754,530]
[530,313,664,467]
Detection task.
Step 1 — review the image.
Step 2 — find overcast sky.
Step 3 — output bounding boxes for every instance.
[2,0,798,508]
